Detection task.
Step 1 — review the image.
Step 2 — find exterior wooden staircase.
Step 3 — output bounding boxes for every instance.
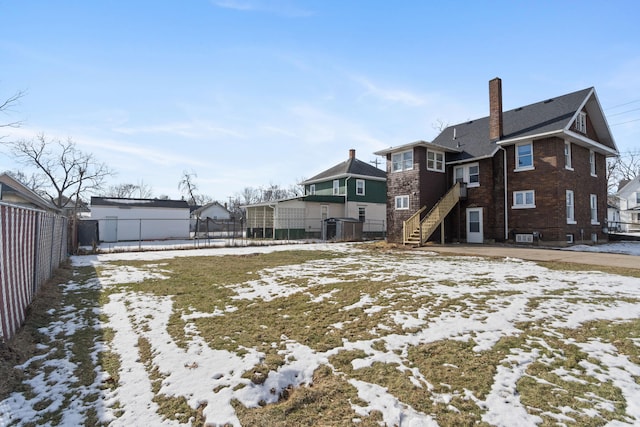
[403,182,466,246]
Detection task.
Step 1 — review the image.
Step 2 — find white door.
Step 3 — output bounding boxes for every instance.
[103,216,118,242]
[466,208,483,243]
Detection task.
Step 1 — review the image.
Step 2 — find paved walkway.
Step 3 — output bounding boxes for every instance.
[418,244,640,270]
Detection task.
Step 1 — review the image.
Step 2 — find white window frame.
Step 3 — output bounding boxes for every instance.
[515,142,534,171]
[333,179,340,195]
[564,141,573,170]
[576,111,587,133]
[391,150,413,172]
[427,150,445,172]
[355,179,365,196]
[358,206,366,222]
[590,194,599,225]
[512,190,536,209]
[589,150,596,176]
[395,195,409,210]
[566,190,576,224]
[453,162,480,188]
[309,184,316,195]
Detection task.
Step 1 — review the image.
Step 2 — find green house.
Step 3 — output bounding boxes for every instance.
[244,149,387,240]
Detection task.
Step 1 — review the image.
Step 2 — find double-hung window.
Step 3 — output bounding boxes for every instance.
[356,179,365,196]
[564,141,573,170]
[395,195,409,210]
[391,150,413,172]
[308,184,316,195]
[576,112,587,133]
[453,163,480,187]
[590,150,596,176]
[590,194,599,224]
[516,142,533,170]
[566,190,575,224]
[333,179,340,195]
[427,150,445,172]
[513,190,535,209]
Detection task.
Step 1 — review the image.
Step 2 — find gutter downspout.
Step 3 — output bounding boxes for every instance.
[498,146,509,241]
[344,176,351,217]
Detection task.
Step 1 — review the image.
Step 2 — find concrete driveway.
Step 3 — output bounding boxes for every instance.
[420,244,640,270]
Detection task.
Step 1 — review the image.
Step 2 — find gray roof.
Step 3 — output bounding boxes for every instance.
[91,197,189,209]
[302,157,386,185]
[432,87,617,162]
[0,172,60,212]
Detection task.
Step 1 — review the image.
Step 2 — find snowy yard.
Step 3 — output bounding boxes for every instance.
[2,243,640,426]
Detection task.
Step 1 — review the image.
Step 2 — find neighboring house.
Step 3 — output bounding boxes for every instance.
[243,149,387,240]
[615,176,640,232]
[190,201,233,235]
[0,172,60,213]
[607,195,622,233]
[90,197,190,242]
[376,78,618,246]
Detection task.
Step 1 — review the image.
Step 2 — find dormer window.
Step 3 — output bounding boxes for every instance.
[576,112,587,133]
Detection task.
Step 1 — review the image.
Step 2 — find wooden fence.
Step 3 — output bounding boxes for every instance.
[0,203,67,341]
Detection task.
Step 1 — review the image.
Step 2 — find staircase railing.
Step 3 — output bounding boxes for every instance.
[403,182,465,246]
[402,205,426,244]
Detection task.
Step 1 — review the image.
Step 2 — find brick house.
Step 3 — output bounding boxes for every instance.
[375,78,618,246]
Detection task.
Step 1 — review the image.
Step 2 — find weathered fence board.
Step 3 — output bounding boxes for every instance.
[0,203,67,341]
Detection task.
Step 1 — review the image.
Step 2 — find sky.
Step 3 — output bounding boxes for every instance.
[2,242,640,425]
[1,0,640,202]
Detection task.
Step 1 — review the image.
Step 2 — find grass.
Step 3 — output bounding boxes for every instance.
[2,246,640,426]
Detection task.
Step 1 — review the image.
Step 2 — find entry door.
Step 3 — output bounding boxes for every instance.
[466,208,483,243]
[103,216,118,242]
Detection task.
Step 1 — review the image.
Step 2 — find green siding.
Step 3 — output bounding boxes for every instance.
[306,178,386,203]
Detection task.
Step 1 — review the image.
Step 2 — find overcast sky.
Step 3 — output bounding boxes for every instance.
[1,0,639,201]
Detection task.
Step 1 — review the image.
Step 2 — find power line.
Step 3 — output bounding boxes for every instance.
[607,106,640,117]
[611,117,640,126]
[605,99,640,110]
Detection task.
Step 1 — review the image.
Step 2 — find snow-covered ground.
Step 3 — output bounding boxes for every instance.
[562,240,640,256]
[2,242,640,426]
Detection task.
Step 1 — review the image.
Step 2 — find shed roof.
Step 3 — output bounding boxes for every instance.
[91,197,189,209]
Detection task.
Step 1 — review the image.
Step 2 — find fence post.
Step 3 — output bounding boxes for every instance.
[138,219,142,251]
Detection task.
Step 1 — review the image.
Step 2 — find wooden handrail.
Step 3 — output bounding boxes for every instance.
[402,182,465,245]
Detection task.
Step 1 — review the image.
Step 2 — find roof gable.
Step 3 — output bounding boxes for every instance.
[301,156,386,185]
[431,87,617,162]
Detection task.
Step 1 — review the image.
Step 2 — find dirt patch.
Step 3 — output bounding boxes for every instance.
[0,262,70,399]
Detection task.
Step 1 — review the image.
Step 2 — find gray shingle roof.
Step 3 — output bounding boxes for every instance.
[432,87,602,162]
[302,157,386,184]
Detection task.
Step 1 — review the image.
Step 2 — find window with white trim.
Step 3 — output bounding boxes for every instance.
[513,190,535,209]
[566,190,575,223]
[391,150,413,172]
[590,194,599,224]
[333,179,340,195]
[453,163,480,187]
[308,184,316,195]
[395,195,409,210]
[358,206,366,222]
[516,142,533,170]
[427,150,445,172]
[589,150,596,176]
[356,179,365,196]
[576,111,587,133]
[564,141,573,170]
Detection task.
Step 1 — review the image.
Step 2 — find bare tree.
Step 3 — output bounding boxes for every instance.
[3,133,115,209]
[608,150,640,193]
[105,181,154,198]
[431,118,449,133]
[1,89,26,133]
[179,170,199,205]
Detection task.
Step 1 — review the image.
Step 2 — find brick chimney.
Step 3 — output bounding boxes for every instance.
[489,77,503,141]
[349,149,356,159]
